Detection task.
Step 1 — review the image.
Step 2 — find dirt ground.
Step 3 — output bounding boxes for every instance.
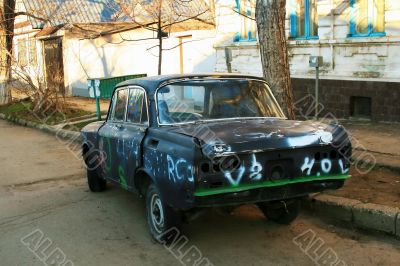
[10,88,110,114]
[341,120,400,171]
[326,167,400,208]
[341,121,400,157]
[1,120,400,265]
[64,96,110,113]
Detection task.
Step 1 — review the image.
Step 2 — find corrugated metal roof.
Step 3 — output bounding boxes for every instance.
[22,0,213,29]
[23,0,125,28]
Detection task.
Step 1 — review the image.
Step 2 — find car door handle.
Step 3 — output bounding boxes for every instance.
[148,139,159,149]
[115,124,124,130]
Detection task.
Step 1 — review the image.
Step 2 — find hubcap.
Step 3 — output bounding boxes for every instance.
[150,193,164,233]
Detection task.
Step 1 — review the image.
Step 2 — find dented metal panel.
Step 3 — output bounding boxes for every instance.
[81,74,351,211]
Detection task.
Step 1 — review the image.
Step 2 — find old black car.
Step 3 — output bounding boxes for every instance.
[81,74,351,242]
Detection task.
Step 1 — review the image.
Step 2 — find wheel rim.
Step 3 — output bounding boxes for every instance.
[150,193,164,233]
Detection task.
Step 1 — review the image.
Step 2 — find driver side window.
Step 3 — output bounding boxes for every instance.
[110,89,128,122]
[127,88,148,124]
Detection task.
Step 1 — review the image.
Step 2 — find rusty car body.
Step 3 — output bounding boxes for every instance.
[81,74,351,241]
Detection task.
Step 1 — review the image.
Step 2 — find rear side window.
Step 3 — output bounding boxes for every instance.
[111,89,128,122]
[127,88,147,124]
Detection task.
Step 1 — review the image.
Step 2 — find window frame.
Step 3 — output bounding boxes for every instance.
[234,0,257,42]
[348,0,386,38]
[290,0,319,40]
[108,87,129,123]
[16,38,38,67]
[106,90,117,122]
[126,86,149,126]
[17,39,28,67]
[28,39,37,66]
[107,86,149,126]
[154,78,287,127]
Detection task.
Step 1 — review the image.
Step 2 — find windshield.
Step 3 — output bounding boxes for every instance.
[156,79,285,124]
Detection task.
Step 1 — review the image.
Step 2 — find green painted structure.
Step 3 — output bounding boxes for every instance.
[88,74,147,120]
[88,74,147,100]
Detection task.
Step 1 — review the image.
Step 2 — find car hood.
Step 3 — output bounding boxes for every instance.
[165,118,349,156]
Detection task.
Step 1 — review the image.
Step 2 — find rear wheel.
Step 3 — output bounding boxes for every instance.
[257,199,300,225]
[146,184,182,243]
[85,150,106,192]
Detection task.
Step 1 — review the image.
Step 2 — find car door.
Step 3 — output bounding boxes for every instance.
[98,87,129,182]
[116,86,149,190]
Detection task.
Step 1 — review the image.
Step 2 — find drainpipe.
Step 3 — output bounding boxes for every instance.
[225,47,232,73]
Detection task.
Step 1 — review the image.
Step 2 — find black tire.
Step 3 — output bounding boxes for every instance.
[257,200,300,225]
[85,151,106,192]
[87,168,106,192]
[146,184,182,244]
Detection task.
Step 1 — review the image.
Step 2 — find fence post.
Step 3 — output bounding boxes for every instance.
[91,79,101,121]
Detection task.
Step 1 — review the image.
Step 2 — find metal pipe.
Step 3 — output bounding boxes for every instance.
[92,79,101,121]
[315,66,319,119]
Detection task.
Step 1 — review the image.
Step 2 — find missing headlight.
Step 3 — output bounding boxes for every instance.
[215,155,241,172]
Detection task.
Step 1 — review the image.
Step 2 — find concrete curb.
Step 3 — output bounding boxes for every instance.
[303,194,400,238]
[0,113,82,144]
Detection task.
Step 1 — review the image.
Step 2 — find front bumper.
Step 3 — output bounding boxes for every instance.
[193,178,345,207]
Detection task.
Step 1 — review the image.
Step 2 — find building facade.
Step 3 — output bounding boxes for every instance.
[9,0,400,122]
[214,0,400,122]
[62,28,216,97]
[9,0,216,98]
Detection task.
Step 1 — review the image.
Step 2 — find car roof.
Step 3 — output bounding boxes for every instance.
[114,73,265,97]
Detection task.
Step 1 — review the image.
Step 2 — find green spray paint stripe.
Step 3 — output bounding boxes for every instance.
[194,174,351,197]
[118,165,128,190]
[105,137,112,174]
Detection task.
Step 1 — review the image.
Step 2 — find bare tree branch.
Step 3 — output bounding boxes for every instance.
[232,8,256,21]
[14,11,49,22]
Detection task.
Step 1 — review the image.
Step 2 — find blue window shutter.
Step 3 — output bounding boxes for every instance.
[234,0,240,42]
[290,0,297,37]
[348,0,386,38]
[291,0,319,39]
[305,0,310,37]
[234,0,256,42]
[234,0,240,11]
[349,0,356,36]
[234,32,241,42]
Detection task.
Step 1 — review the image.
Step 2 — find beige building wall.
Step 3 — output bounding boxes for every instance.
[11,0,43,85]
[63,28,217,96]
[214,0,400,83]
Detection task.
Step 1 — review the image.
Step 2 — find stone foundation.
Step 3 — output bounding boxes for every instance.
[292,78,400,122]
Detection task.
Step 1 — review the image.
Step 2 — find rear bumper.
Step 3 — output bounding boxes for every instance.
[193,179,345,207]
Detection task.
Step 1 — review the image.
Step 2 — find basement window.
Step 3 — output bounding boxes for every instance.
[350,96,372,119]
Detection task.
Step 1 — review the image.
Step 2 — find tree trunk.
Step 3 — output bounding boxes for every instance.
[0,82,10,104]
[255,0,295,119]
[158,33,162,75]
[0,0,16,105]
[157,0,163,75]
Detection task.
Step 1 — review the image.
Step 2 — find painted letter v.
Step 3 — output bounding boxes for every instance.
[224,165,245,187]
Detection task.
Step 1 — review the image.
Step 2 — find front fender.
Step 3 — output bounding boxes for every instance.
[141,129,202,210]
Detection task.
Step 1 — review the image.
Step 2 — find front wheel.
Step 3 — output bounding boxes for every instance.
[257,199,300,225]
[146,184,182,243]
[85,151,106,192]
[87,168,106,192]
